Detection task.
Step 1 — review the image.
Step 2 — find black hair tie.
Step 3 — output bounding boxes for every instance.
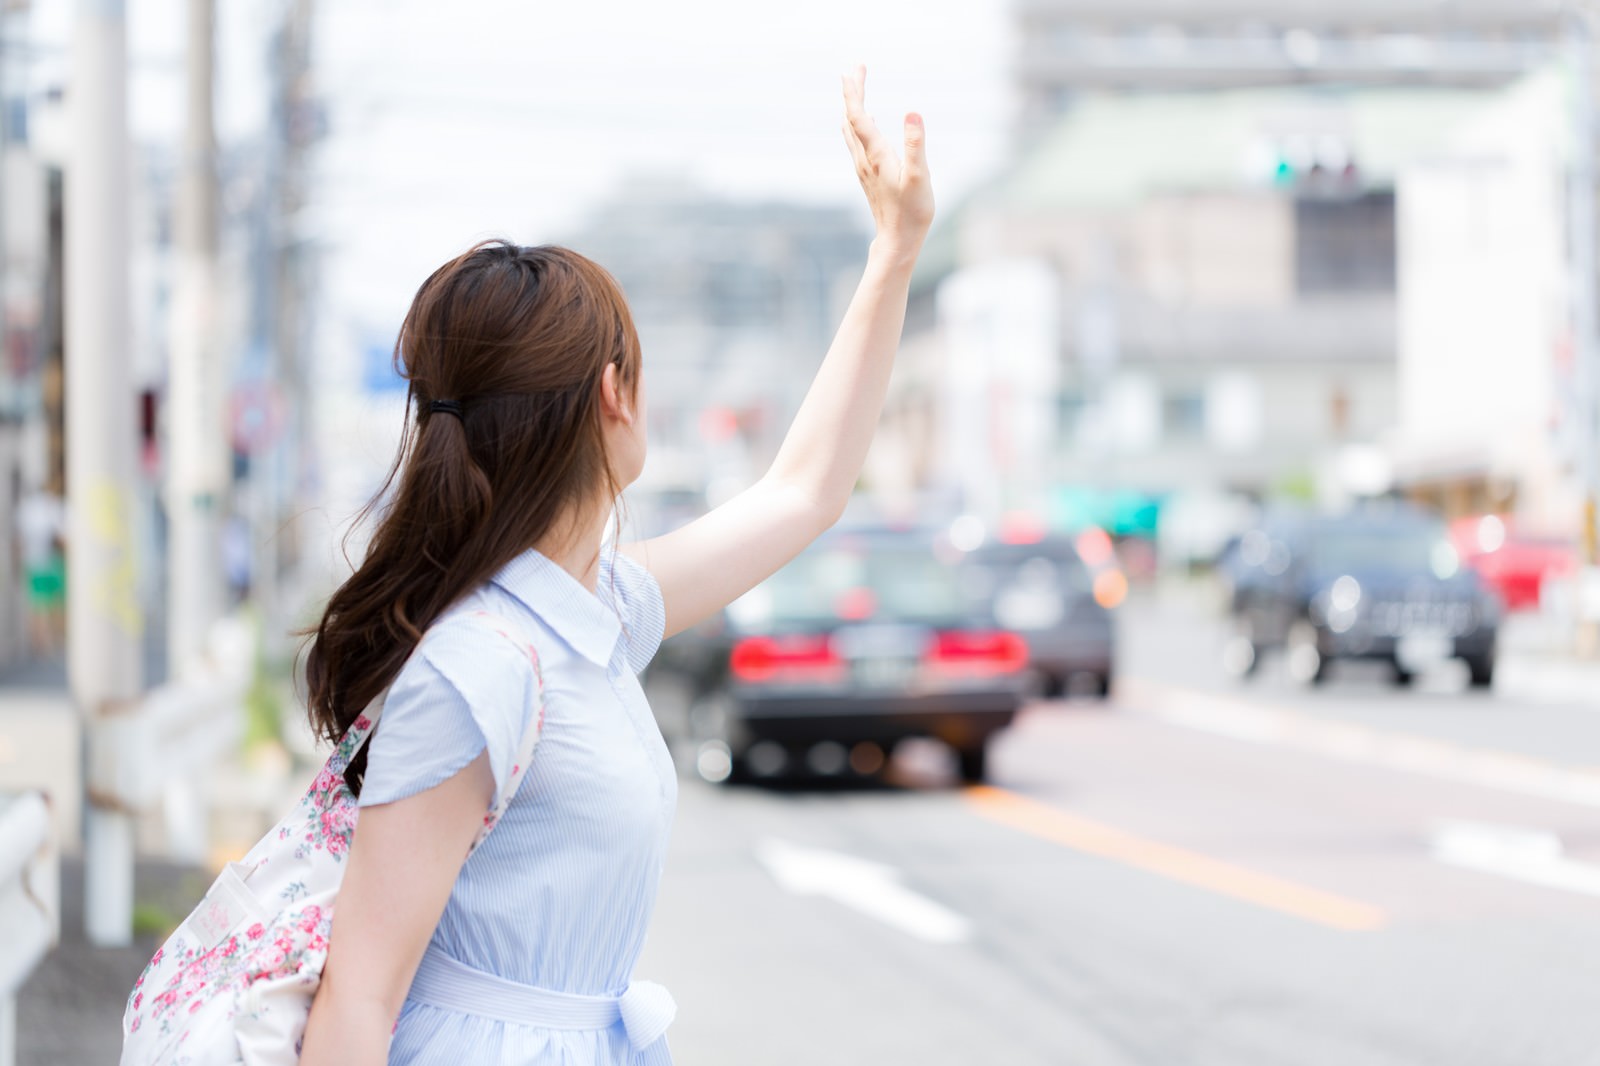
[428,399,464,422]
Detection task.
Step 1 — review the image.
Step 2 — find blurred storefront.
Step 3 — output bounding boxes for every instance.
[896,84,1498,525]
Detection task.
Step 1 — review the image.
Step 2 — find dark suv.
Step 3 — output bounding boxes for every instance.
[1222,504,1501,687]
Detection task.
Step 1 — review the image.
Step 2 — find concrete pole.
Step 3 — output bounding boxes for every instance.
[66,0,143,947]
[263,0,316,658]
[162,0,224,865]
[1568,11,1600,654]
[168,0,223,681]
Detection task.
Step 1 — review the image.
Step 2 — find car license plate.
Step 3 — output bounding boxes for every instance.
[854,657,917,689]
[995,587,1064,630]
[1397,634,1452,668]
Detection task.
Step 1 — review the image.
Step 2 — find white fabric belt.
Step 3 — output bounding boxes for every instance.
[408,946,676,1052]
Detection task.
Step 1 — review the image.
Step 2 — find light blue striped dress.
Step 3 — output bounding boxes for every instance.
[357,546,678,1065]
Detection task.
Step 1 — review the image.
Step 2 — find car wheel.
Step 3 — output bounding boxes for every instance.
[1465,654,1495,689]
[1222,617,1259,680]
[1039,671,1066,699]
[690,738,745,784]
[1286,620,1328,685]
[1391,663,1415,688]
[957,744,988,784]
[1094,672,1112,699]
[688,693,744,784]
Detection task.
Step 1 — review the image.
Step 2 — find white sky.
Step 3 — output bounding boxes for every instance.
[18,0,1014,548]
[29,0,1012,350]
[308,0,1013,327]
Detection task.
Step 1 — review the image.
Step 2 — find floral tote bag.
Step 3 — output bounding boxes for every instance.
[120,612,544,1065]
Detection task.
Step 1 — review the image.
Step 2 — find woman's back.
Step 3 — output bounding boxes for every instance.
[365,548,674,1063]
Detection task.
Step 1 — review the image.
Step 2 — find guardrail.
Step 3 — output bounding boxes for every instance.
[0,791,59,1066]
[84,615,254,945]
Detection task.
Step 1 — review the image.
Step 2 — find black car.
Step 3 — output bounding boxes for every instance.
[657,527,1029,783]
[959,535,1116,698]
[1222,504,1500,687]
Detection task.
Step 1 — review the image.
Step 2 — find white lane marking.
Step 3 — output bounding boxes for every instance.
[1122,678,1600,810]
[756,838,971,944]
[1431,821,1600,897]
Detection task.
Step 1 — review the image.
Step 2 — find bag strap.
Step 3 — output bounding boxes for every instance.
[463,609,545,851]
[326,690,388,778]
[321,610,546,844]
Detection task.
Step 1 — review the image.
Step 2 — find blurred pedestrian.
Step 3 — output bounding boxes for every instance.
[287,67,932,1066]
[222,512,252,604]
[15,484,65,656]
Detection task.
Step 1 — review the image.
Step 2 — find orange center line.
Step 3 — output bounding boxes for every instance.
[963,785,1387,933]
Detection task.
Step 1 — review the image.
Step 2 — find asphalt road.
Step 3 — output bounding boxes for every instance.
[11,583,1600,1064]
[637,588,1600,1066]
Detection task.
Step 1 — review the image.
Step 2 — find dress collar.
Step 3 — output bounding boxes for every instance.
[490,548,621,667]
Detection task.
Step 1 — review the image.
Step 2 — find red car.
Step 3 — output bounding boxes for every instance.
[1448,515,1575,612]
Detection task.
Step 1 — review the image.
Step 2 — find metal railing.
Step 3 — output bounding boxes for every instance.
[0,791,59,1066]
[83,615,253,945]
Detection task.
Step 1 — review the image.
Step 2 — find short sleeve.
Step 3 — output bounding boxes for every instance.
[601,549,666,674]
[358,613,542,808]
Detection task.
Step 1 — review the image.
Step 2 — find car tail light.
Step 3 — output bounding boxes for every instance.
[926,630,1029,677]
[729,635,844,683]
[999,511,1047,544]
[1075,526,1115,568]
[834,586,877,621]
[1093,568,1128,609]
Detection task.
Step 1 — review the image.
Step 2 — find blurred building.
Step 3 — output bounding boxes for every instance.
[1393,72,1572,533]
[0,2,324,671]
[564,179,868,506]
[1014,0,1565,138]
[897,83,1505,523]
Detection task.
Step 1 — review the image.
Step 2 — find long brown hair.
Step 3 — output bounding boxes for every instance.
[304,240,640,790]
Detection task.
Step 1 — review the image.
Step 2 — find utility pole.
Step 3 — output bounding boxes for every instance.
[1568,7,1600,654]
[66,0,142,947]
[162,0,223,864]
[260,0,314,656]
[168,0,222,681]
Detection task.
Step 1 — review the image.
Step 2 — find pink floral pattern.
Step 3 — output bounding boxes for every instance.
[123,615,545,1065]
[273,715,370,862]
[126,902,335,1057]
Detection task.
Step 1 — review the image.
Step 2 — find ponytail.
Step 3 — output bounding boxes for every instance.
[303,241,642,792]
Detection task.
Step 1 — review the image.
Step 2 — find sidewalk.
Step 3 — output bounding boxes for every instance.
[19,856,208,1066]
[2,648,306,1066]
[1487,612,1600,706]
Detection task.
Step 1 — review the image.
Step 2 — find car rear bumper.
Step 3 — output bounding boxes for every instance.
[729,686,1023,749]
[1318,626,1497,660]
[1014,626,1114,680]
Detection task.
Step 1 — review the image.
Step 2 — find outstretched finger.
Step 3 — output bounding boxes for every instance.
[902,112,927,177]
[841,64,866,124]
[841,119,870,178]
[842,66,893,166]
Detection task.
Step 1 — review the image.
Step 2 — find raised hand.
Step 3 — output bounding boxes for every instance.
[841,65,934,260]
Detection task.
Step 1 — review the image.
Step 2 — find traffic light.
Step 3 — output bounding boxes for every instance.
[1263,136,1359,191]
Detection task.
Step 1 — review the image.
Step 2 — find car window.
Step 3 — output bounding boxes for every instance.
[730,538,969,627]
[967,544,1092,593]
[1311,522,1458,576]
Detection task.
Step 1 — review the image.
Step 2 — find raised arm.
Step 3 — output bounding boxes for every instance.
[623,66,934,637]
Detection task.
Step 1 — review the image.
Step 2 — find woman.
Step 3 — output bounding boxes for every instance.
[298,68,931,1065]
